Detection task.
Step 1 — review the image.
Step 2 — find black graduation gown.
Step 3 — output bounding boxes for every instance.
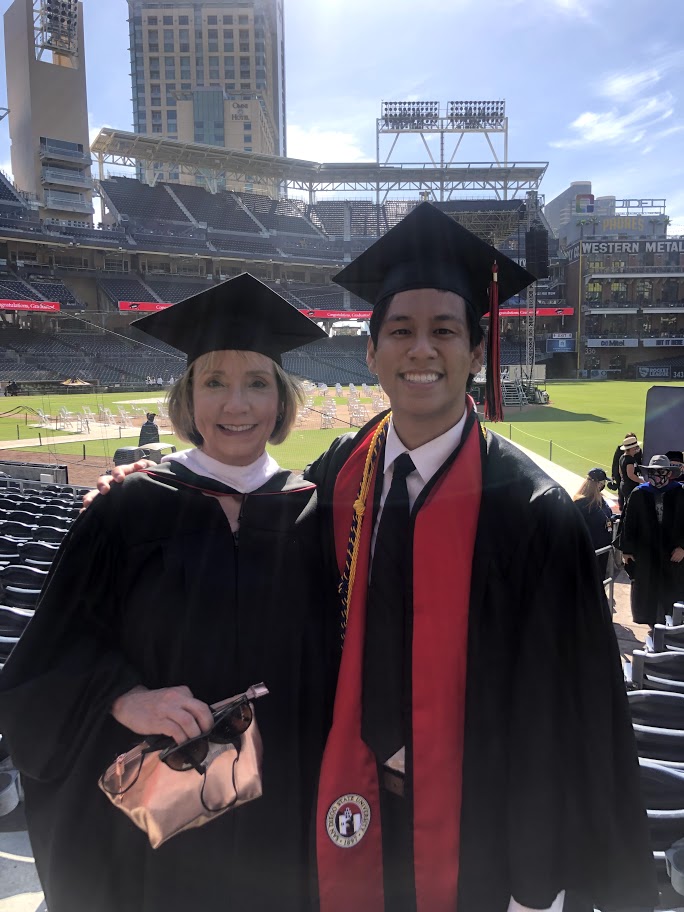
[573,496,613,580]
[138,419,160,447]
[0,463,336,912]
[620,482,684,627]
[307,414,657,912]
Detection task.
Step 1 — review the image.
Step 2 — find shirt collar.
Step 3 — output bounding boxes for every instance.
[161,447,281,493]
[384,407,469,486]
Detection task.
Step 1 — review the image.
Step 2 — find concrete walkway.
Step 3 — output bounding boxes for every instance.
[0,420,175,451]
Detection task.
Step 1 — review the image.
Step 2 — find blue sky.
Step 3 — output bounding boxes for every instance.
[1,0,683,230]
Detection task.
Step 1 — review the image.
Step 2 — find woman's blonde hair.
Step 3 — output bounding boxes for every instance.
[167,350,303,448]
[572,477,604,508]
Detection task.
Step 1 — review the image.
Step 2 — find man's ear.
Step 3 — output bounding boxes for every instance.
[366,337,377,374]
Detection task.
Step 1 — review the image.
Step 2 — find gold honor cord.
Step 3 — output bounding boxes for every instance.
[337,413,391,645]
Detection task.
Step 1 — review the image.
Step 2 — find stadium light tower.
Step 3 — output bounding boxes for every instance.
[32,0,79,61]
[377,100,509,201]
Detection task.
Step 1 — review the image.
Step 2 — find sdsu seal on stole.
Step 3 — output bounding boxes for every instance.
[326,794,371,848]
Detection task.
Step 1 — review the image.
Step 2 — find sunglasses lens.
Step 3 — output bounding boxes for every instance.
[102,751,144,795]
[212,702,253,743]
[163,739,209,772]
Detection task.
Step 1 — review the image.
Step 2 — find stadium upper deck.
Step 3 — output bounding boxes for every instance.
[2,167,682,383]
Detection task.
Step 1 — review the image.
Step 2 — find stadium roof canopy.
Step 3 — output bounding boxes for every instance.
[91,128,547,202]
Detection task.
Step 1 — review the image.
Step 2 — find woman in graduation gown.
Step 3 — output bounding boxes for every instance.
[0,275,336,912]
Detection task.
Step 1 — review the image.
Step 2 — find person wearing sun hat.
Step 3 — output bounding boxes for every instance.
[617,432,644,508]
[0,274,335,912]
[306,203,656,912]
[621,454,684,629]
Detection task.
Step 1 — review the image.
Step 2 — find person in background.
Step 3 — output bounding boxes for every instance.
[572,467,615,584]
[0,275,334,912]
[666,450,684,482]
[618,432,643,508]
[138,411,160,447]
[621,454,684,630]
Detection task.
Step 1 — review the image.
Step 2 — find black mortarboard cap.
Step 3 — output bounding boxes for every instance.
[131,273,327,366]
[333,201,535,316]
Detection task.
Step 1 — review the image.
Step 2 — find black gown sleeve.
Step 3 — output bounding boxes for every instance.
[0,492,142,782]
[507,487,657,909]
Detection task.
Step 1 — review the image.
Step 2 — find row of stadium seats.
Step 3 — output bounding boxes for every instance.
[624,602,684,907]
[0,479,89,669]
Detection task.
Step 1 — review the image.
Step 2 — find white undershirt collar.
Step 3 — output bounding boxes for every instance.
[161,447,281,493]
[383,407,469,498]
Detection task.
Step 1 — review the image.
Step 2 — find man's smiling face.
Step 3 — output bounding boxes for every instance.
[366,288,484,449]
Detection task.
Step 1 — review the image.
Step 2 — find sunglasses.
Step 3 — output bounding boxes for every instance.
[647,469,672,479]
[159,698,253,772]
[102,683,268,797]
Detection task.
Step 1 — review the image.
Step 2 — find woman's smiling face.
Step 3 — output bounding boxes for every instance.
[192,350,280,466]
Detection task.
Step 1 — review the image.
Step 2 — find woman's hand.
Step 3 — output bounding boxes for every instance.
[111,685,215,744]
[671,547,684,564]
[81,460,156,510]
[623,553,635,563]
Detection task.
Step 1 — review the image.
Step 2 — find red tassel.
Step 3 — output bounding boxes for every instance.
[484,261,503,422]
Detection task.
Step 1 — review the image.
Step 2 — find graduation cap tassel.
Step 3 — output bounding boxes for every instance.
[484,261,503,422]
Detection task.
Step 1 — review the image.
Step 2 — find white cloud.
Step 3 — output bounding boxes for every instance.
[286,124,373,163]
[503,0,602,21]
[89,122,112,146]
[550,93,675,149]
[599,68,662,102]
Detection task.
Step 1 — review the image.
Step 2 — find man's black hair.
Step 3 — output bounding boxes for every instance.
[369,294,484,351]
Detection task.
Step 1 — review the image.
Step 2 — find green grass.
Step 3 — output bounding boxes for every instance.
[488,380,682,476]
[5,381,684,476]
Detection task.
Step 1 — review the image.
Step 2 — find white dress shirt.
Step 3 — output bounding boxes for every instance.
[373,414,563,912]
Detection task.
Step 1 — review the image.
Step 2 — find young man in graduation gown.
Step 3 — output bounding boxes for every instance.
[307,204,656,912]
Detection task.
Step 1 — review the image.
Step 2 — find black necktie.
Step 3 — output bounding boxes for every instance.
[362,452,416,762]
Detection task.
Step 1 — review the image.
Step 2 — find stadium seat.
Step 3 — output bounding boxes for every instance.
[35,525,69,544]
[632,650,684,692]
[653,625,684,654]
[6,510,41,525]
[34,511,72,527]
[633,722,684,767]
[0,538,21,567]
[0,634,19,663]
[0,600,33,626]
[672,603,684,627]
[629,691,684,729]
[18,540,60,568]
[639,758,684,809]
[1,521,37,541]
[0,564,47,608]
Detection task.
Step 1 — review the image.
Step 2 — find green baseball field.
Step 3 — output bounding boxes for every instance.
[0,381,680,477]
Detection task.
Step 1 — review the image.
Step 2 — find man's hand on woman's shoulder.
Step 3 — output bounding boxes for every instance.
[81,459,156,510]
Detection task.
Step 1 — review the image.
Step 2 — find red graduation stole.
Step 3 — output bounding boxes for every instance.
[316,408,483,912]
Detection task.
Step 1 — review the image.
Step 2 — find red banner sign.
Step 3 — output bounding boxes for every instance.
[119,301,173,312]
[0,299,61,312]
[119,303,574,319]
[498,307,574,317]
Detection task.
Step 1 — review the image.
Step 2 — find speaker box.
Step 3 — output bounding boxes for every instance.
[525,227,549,279]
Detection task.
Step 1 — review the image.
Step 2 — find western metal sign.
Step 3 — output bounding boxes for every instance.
[568,239,684,261]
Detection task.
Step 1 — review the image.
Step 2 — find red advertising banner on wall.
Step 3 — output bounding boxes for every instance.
[119,301,173,312]
[0,299,61,312]
[118,303,575,319]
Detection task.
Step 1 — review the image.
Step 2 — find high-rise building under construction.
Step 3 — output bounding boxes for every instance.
[127,0,286,187]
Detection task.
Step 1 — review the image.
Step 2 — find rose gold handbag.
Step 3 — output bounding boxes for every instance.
[99,683,268,848]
